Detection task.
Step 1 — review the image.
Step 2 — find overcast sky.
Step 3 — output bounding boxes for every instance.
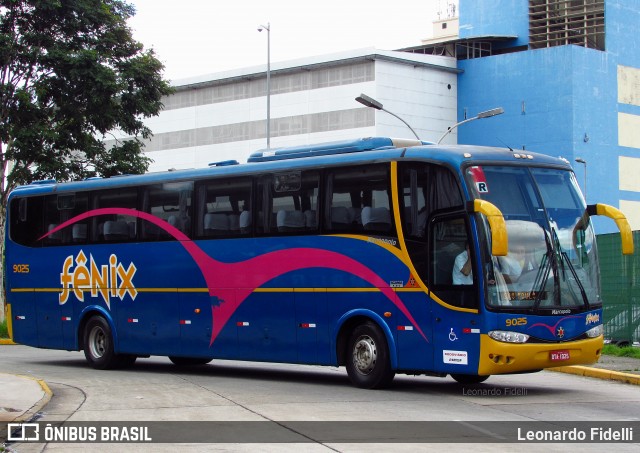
[127,0,441,81]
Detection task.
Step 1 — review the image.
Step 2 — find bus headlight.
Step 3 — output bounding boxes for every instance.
[488,330,530,343]
[586,325,603,338]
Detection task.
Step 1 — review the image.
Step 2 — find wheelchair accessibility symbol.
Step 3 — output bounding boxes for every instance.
[449,328,458,342]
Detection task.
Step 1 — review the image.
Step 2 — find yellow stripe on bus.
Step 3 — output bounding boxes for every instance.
[12,286,426,294]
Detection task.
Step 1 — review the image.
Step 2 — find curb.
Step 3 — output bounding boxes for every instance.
[549,365,640,386]
[32,377,53,421]
[16,374,53,423]
[0,338,16,345]
[0,373,53,424]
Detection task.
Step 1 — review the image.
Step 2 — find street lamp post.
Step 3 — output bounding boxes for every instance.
[575,157,587,202]
[437,107,504,144]
[258,23,271,148]
[355,93,421,140]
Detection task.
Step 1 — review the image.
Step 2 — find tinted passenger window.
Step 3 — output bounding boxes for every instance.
[257,171,319,234]
[196,178,252,237]
[9,197,44,247]
[325,164,393,235]
[92,188,138,242]
[143,182,193,239]
[42,193,90,246]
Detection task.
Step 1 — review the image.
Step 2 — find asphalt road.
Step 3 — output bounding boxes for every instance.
[3,345,640,452]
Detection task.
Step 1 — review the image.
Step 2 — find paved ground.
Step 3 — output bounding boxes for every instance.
[587,354,640,374]
[1,340,638,426]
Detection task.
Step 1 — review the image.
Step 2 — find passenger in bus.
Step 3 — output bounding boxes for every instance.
[496,245,538,283]
[495,253,523,284]
[452,243,473,285]
[511,245,536,272]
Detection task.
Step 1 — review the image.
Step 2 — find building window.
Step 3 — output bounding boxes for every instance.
[163,62,375,111]
[529,0,605,51]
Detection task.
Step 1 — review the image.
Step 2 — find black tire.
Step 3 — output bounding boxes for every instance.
[168,356,213,366]
[451,374,490,385]
[346,321,395,389]
[83,316,122,369]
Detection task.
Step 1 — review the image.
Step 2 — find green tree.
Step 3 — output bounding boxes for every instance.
[0,0,173,318]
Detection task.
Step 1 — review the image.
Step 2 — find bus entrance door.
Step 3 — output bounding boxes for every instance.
[431,299,482,375]
[395,290,434,371]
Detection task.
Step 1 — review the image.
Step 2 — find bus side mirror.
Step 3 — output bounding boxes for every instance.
[471,199,508,256]
[587,204,635,255]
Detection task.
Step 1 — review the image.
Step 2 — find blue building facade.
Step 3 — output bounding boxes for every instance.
[452,0,640,233]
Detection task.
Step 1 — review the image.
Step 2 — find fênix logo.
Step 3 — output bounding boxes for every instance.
[585,313,600,325]
[59,250,137,308]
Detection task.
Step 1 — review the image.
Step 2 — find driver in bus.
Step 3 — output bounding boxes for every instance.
[453,243,532,286]
[452,242,473,285]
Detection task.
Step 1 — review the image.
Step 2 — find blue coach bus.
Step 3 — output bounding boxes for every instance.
[4,137,633,388]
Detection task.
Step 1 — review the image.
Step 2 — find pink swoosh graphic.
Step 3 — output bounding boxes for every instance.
[42,208,428,345]
[528,315,581,335]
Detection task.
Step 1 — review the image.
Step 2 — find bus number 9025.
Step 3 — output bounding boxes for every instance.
[13,264,30,273]
[505,317,527,327]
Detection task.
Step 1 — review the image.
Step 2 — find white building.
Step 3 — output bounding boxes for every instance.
[109,48,459,172]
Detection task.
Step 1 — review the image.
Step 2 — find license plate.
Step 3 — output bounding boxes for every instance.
[550,350,570,361]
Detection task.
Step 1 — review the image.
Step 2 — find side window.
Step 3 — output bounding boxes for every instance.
[42,193,90,246]
[143,182,193,240]
[401,167,427,238]
[432,217,472,286]
[325,164,393,235]
[430,215,477,308]
[400,163,463,239]
[257,171,319,235]
[92,188,138,243]
[9,196,44,247]
[196,177,252,238]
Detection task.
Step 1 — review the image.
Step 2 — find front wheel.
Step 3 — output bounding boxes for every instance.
[451,374,490,385]
[346,321,395,389]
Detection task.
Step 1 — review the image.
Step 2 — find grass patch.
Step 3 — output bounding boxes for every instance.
[0,318,8,338]
[602,344,640,359]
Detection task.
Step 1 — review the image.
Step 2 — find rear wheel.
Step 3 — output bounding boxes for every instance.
[346,321,395,389]
[83,316,119,369]
[168,356,212,366]
[451,374,489,385]
[83,316,135,369]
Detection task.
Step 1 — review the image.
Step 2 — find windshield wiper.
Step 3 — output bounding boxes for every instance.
[532,251,551,309]
[531,252,546,295]
[533,228,560,309]
[551,228,589,308]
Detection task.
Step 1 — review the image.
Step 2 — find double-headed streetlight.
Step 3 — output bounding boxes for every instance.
[437,107,504,144]
[258,22,271,148]
[356,93,503,145]
[355,93,421,140]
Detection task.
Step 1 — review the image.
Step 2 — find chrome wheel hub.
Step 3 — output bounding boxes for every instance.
[89,326,106,358]
[352,335,377,375]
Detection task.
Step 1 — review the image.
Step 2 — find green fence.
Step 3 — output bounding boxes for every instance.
[597,231,640,345]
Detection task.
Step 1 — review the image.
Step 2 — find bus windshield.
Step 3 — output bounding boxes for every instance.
[466,165,600,311]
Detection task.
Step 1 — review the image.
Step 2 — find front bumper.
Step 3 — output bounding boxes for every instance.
[477,334,603,375]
